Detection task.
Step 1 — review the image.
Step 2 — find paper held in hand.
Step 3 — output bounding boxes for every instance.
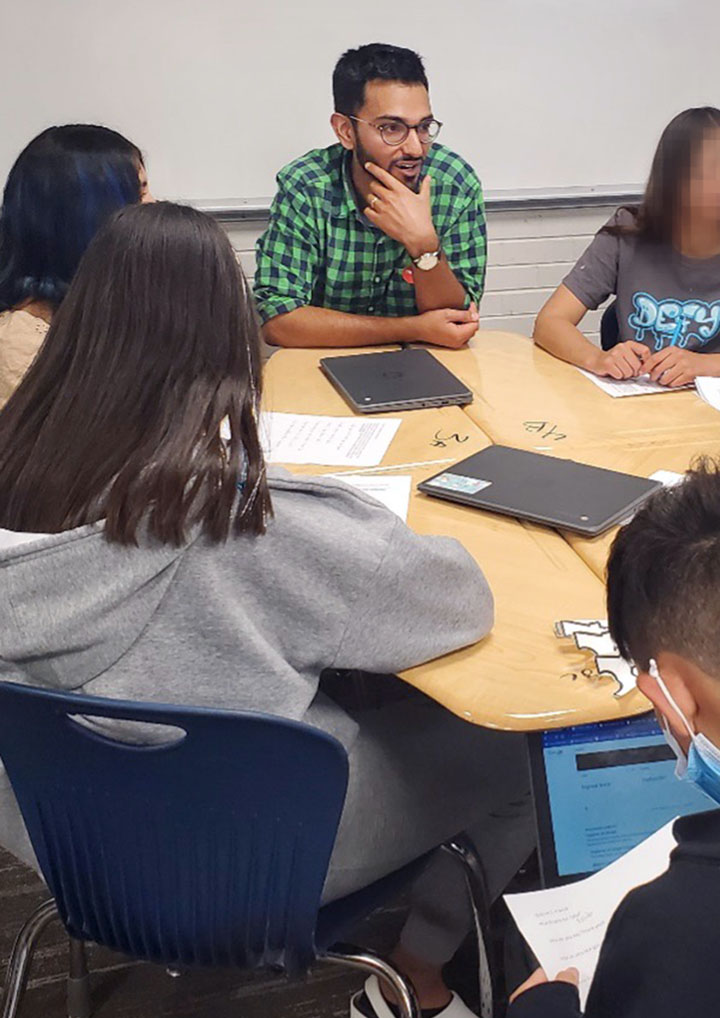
[504,820,677,1007]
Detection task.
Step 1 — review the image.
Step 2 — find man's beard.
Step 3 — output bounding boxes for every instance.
[352,135,424,193]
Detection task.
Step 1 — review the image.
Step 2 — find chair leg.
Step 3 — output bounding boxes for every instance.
[320,944,421,1018]
[67,938,91,1018]
[442,838,494,1018]
[1,898,60,1018]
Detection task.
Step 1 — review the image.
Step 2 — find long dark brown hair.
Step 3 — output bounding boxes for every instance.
[604,106,720,244]
[0,201,271,545]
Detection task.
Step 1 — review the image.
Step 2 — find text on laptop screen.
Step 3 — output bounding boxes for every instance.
[542,715,712,877]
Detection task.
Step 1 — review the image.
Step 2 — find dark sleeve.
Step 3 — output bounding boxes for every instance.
[506,982,582,1018]
[562,211,622,311]
[581,890,649,1016]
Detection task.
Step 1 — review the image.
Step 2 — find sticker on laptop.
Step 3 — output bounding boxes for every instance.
[426,473,492,495]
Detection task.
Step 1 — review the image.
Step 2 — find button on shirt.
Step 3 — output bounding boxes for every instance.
[253,143,487,323]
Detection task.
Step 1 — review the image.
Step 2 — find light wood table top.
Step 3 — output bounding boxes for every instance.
[263,348,651,731]
[562,433,720,579]
[430,331,720,580]
[430,331,720,460]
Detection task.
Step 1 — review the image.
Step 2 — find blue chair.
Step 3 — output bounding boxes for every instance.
[0,682,493,1018]
[600,301,620,350]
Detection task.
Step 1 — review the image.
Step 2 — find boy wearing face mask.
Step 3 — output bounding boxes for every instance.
[507,457,720,1017]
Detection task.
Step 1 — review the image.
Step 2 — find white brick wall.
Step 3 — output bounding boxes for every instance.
[224,203,617,345]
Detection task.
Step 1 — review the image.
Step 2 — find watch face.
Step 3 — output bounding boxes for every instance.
[416,252,439,271]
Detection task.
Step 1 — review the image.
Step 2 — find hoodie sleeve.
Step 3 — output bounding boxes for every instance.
[331,513,493,674]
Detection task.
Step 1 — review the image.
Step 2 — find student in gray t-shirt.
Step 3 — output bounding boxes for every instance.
[533,107,720,388]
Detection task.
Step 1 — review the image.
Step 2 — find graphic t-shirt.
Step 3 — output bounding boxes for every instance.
[563,208,720,353]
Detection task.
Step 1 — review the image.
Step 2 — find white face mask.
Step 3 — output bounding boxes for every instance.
[649,658,720,804]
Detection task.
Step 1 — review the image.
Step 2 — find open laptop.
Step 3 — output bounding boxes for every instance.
[319,349,473,413]
[528,714,712,887]
[417,445,662,536]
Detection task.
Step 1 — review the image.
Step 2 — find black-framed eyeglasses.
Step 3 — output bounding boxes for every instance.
[349,116,443,147]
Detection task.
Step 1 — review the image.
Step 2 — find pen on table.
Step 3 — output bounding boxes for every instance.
[330,458,454,477]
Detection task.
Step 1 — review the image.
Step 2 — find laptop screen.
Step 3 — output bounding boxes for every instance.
[531,714,712,885]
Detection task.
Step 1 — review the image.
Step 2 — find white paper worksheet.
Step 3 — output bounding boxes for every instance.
[504,820,677,1007]
[695,376,720,412]
[227,412,402,467]
[577,368,692,398]
[332,474,412,522]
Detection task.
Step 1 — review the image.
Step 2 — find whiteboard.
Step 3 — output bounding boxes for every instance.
[1,0,717,203]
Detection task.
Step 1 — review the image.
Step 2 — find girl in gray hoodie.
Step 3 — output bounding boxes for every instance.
[0,202,532,1018]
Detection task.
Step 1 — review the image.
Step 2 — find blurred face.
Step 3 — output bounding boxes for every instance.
[336,80,434,191]
[138,163,154,204]
[683,127,720,224]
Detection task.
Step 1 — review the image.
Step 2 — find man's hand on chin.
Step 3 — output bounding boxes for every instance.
[363,162,439,257]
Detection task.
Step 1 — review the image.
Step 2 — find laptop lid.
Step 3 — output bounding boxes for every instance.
[320,349,473,413]
[417,445,662,536]
[528,714,712,887]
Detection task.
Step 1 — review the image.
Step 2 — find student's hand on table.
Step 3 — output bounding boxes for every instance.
[591,341,649,379]
[509,966,580,1003]
[412,304,479,349]
[645,346,706,387]
[364,162,439,257]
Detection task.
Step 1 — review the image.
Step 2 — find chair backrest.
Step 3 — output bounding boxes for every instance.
[0,682,348,976]
[600,300,620,350]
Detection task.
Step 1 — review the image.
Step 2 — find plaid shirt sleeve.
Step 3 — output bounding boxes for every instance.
[253,181,321,324]
[439,181,487,308]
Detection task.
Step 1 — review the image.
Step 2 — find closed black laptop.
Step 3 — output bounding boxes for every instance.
[320,349,473,413]
[417,445,662,536]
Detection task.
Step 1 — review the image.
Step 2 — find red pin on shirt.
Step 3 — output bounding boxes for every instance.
[401,265,415,285]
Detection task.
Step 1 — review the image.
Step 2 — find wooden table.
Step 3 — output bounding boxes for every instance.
[431,332,720,579]
[263,348,651,731]
[430,331,720,454]
[562,433,720,578]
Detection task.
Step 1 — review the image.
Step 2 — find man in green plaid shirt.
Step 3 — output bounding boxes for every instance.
[255,44,486,348]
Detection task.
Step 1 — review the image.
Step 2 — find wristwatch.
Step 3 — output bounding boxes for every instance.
[412,249,441,271]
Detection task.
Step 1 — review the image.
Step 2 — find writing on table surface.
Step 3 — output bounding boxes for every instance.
[523,420,567,442]
[555,619,638,697]
[430,429,470,449]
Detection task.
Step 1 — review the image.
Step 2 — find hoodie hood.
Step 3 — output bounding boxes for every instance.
[0,524,186,689]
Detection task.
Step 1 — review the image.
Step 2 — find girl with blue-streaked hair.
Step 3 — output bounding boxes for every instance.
[0,124,152,405]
